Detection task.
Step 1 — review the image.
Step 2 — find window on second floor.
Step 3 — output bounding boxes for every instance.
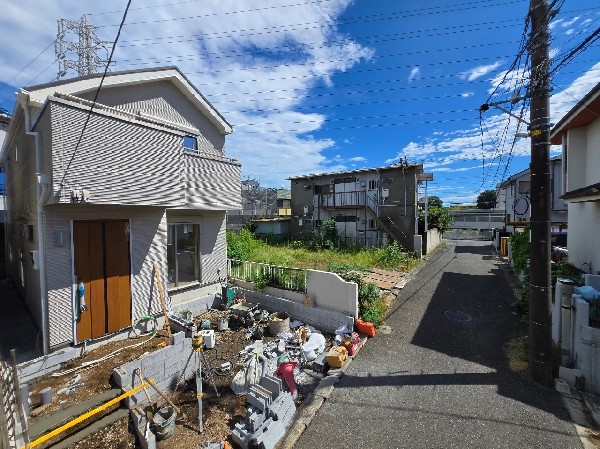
[183,135,198,152]
[368,180,378,190]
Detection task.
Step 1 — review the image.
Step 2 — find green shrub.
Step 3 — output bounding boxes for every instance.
[337,270,386,327]
[509,228,530,276]
[227,229,264,261]
[376,242,406,269]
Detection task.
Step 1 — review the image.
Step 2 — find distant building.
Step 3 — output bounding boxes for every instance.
[495,156,567,233]
[288,163,423,250]
[276,189,291,217]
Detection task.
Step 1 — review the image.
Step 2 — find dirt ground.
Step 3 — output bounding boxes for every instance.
[27,309,330,449]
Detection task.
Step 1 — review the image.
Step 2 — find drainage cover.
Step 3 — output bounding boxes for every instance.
[444,310,472,322]
[378,325,393,334]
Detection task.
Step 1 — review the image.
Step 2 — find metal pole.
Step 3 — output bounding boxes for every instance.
[528,0,553,386]
[424,180,429,233]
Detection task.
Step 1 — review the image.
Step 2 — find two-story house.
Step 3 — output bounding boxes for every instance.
[288,163,423,250]
[551,81,600,274]
[0,67,241,354]
[495,156,567,233]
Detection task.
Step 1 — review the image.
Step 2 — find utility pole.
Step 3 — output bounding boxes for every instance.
[528,0,553,386]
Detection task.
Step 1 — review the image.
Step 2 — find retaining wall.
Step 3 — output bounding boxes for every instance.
[239,288,354,333]
[112,332,195,409]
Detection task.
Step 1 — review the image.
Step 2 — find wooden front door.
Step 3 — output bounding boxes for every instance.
[74,220,132,342]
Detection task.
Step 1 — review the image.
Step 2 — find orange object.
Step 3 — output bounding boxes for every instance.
[356,319,376,337]
[326,346,348,368]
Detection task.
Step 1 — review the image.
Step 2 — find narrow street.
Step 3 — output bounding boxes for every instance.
[294,240,583,449]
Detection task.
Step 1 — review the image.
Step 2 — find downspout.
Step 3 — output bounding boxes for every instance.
[19,91,50,355]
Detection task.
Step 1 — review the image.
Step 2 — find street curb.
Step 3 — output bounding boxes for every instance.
[276,336,367,449]
[277,249,435,449]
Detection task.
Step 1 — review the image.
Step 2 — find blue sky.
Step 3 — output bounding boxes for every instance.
[1,0,599,204]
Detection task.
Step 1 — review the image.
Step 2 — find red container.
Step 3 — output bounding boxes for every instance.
[356,319,376,337]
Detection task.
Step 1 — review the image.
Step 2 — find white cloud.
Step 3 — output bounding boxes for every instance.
[408,66,421,83]
[0,0,374,187]
[461,92,474,98]
[349,156,367,162]
[487,67,528,95]
[458,61,503,82]
[386,63,600,197]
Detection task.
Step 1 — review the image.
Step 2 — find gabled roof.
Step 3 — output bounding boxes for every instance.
[550,81,600,145]
[22,66,232,134]
[287,163,423,181]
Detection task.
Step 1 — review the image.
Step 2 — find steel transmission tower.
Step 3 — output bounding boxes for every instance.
[55,15,112,78]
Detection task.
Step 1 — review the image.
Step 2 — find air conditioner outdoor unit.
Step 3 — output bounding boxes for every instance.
[381,188,390,199]
[303,206,309,215]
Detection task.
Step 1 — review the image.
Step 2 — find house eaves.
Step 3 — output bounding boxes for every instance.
[550,81,600,145]
[560,182,600,203]
[23,66,233,135]
[287,163,424,181]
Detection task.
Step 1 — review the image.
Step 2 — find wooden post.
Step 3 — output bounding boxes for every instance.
[153,263,172,340]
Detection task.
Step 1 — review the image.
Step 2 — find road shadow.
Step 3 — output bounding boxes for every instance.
[337,242,571,423]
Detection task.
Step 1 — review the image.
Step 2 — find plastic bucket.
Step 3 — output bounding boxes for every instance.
[152,405,177,440]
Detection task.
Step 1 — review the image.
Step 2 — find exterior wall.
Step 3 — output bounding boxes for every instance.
[3,116,42,322]
[586,118,600,187]
[80,81,226,155]
[43,205,167,348]
[505,171,531,225]
[289,178,315,238]
[45,102,184,207]
[551,159,567,212]
[450,210,504,230]
[566,128,587,192]
[379,166,418,249]
[567,201,600,275]
[289,166,420,249]
[184,153,241,210]
[424,228,443,255]
[167,210,227,286]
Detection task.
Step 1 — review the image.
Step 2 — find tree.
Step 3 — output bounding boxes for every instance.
[427,195,443,208]
[419,206,452,233]
[476,190,497,209]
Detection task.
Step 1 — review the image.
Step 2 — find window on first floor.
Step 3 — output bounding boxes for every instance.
[167,223,201,289]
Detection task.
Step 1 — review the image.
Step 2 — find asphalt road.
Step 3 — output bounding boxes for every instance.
[294,240,582,449]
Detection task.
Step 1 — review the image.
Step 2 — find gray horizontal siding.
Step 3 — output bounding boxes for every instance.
[49,102,184,207]
[80,80,226,155]
[44,205,167,347]
[185,154,241,210]
[166,211,226,285]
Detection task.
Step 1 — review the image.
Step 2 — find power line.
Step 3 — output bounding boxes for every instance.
[104,0,525,30]
[59,0,132,189]
[0,40,56,91]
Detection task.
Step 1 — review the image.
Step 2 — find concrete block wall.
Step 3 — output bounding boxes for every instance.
[240,289,354,333]
[112,332,195,408]
[424,228,443,255]
[17,347,79,383]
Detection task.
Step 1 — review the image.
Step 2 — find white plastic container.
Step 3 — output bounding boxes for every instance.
[201,329,215,349]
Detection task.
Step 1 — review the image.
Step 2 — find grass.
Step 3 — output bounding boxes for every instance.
[228,230,420,273]
[506,334,529,373]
